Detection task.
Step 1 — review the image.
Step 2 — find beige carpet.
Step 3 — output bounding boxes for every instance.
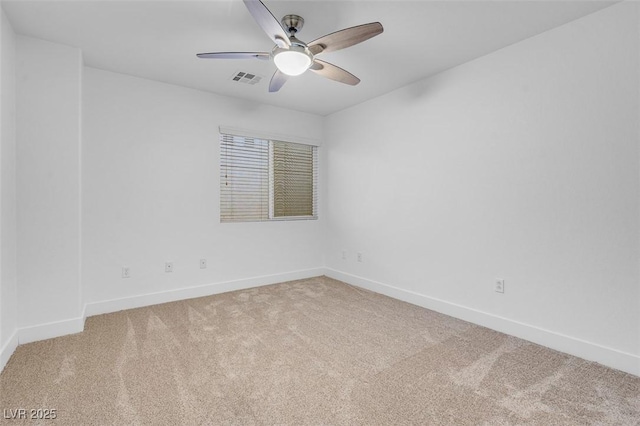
[1,276,638,425]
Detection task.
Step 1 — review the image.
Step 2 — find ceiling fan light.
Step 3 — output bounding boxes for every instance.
[274,49,312,76]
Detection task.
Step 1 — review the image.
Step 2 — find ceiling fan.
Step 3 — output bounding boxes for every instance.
[196,0,383,92]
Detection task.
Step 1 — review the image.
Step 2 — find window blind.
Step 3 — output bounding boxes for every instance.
[220,132,318,222]
[272,141,317,218]
[220,134,270,222]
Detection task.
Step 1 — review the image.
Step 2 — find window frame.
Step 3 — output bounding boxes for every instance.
[219,129,318,223]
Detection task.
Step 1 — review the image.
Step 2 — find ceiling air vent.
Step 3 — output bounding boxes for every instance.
[231,71,262,85]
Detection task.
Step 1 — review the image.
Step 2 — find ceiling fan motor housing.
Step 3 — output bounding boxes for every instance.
[272,15,313,76]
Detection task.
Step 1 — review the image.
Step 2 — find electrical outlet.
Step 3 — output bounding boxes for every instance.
[200,259,207,269]
[122,267,130,278]
[357,252,363,262]
[165,262,173,273]
[341,250,347,260]
[495,279,505,293]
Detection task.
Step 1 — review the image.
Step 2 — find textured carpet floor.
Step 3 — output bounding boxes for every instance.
[1,276,638,425]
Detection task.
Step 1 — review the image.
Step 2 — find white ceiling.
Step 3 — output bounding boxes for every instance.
[2,0,617,116]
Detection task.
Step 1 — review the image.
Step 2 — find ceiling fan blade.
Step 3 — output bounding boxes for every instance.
[269,69,289,92]
[309,59,360,86]
[243,0,291,48]
[308,22,383,55]
[196,52,270,60]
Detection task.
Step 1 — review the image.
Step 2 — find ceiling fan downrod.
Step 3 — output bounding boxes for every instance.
[281,14,304,36]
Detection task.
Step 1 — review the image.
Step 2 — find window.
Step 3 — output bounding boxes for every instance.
[220,132,318,222]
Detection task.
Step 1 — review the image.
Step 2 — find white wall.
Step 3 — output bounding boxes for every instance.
[15,36,82,333]
[82,68,324,308]
[324,2,639,374]
[0,7,18,370]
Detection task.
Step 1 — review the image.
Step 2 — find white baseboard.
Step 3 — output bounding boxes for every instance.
[0,330,19,373]
[324,268,640,377]
[85,267,325,317]
[9,267,637,377]
[18,316,85,345]
[8,268,324,351]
